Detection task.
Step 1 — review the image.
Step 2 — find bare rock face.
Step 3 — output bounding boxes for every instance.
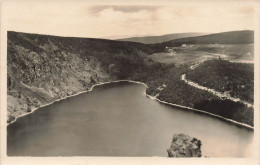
[167,133,202,157]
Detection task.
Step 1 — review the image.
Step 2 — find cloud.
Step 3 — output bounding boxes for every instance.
[3,1,254,39]
[88,5,161,16]
[88,6,109,16]
[112,6,160,13]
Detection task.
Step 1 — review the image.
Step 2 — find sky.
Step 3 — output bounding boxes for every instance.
[1,0,255,39]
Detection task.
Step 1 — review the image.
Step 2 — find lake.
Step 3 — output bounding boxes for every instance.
[7,81,253,157]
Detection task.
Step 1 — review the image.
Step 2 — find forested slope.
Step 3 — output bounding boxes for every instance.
[7,31,254,126]
[7,31,157,122]
[186,59,254,103]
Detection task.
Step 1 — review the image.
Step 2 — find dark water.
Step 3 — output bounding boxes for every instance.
[7,82,253,157]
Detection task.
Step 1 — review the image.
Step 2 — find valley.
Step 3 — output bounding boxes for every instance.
[7,30,254,127]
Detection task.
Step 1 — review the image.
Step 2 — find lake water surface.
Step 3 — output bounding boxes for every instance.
[7,82,253,157]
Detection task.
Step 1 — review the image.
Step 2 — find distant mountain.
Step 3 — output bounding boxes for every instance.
[117,33,206,44]
[150,30,254,52]
[103,34,146,40]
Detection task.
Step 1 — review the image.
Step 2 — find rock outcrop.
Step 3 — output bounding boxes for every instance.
[167,133,202,157]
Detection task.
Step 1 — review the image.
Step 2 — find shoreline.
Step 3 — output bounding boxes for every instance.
[7,80,254,130]
[146,94,253,130]
[7,80,143,126]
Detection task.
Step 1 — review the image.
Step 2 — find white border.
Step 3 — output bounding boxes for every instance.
[1,0,260,165]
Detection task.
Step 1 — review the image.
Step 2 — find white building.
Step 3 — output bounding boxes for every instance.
[181,44,187,47]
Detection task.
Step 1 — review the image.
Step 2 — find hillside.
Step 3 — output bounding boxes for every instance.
[7,31,157,122]
[7,31,254,126]
[150,30,254,52]
[186,59,254,103]
[117,33,205,44]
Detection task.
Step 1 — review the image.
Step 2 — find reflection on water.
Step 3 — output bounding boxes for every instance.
[7,82,253,157]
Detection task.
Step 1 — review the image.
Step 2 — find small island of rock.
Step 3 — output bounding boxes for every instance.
[167,133,202,157]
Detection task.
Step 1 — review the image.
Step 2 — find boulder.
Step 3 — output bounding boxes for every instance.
[167,133,202,157]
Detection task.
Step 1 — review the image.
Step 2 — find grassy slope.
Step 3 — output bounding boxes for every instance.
[192,44,254,61]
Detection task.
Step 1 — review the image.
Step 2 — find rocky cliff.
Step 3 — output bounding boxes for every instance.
[167,134,202,157]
